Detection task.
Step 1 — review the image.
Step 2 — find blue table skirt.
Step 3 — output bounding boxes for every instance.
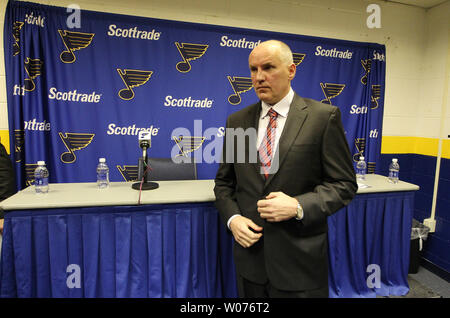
[328,192,413,297]
[0,191,414,298]
[0,203,237,298]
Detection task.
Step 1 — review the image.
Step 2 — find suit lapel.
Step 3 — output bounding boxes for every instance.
[264,94,308,187]
[247,102,263,178]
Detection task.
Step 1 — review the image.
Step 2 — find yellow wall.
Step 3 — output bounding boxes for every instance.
[381,136,450,159]
[0,129,9,154]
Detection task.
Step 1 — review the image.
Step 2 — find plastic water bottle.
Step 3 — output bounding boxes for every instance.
[34,161,49,194]
[97,158,109,189]
[388,158,400,184]
[356,156,367,181]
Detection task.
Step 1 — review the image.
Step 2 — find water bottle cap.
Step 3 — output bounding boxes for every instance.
[99,158,106,163]
[393,158,398,163]
[360,156,364,160]
[37,160,45,165]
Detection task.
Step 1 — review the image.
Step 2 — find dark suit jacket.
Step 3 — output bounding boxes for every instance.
[0,143,16,219]
[214,93,357,291]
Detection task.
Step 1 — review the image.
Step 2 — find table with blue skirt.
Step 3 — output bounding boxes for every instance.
[0,175,418,298]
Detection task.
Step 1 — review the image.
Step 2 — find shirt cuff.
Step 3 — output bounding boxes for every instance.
[295,202,304,221]
[227,214,240,229]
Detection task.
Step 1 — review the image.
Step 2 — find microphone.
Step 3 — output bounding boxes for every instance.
[132,130,158,191]
[139,131,151,158]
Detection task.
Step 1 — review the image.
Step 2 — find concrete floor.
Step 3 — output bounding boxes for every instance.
[406,266,450,298]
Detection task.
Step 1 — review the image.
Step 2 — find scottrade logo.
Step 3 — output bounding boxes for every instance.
[48,87,102,103]
[107,123,159,136]
[24,118,51,131]
[24,12,45,27]
[315,46,353,59]
[164,95,213,109]
[220,36,261,49]
[107,24,161,40]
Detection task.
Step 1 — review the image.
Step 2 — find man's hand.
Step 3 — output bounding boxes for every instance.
[257,192,298,222]
[229,215,263,248]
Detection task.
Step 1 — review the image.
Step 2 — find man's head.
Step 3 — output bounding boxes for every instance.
[249,40,296,105]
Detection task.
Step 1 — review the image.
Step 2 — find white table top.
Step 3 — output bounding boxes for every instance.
[0,174,419,211]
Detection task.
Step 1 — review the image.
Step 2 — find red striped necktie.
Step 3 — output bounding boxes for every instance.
[258,108,278,179]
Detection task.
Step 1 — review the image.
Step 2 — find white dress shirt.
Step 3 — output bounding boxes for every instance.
[227,87,296,229]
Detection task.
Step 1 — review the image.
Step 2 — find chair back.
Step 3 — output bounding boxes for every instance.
[138,157,197,181]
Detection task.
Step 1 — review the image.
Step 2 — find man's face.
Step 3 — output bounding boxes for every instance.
[249,44,295,105]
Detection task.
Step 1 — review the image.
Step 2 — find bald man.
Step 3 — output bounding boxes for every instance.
[214,40,357,297]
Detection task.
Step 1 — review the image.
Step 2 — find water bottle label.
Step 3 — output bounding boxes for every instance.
[356,168,365,175]
[36,178,48,186]
[389,171,399,178]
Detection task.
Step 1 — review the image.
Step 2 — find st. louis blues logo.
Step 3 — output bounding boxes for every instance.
[13,21,24,56]
[25,163,39,187]
[24,58,43,91]
[361,59,372,85]
[292,53,306,66]
[227,76,253,105]
[353,138,366,162]
[14,129,25,163]
[117,165,139,182]
[117,69,153,100]
[59,132,95,163]
[371,84,381,109]
[320,83,345,105]
[58,30,95,63]
[173,135,206,157]
[175,42,209,73]
[367,162,376,174]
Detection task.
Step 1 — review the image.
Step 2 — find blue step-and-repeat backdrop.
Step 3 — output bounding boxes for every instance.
[4,0,385,189]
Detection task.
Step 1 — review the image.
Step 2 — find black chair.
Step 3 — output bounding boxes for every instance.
[137,157,197,181]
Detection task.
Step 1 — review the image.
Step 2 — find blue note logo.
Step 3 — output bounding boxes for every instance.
[117,165,139,182]
[59,132,95,163]
[25,163,39,186]
[12,21,24,56]
[14,129,25,163]
[361,59,372,85]
[172,135,206,157]
[227,76,253,105]
[58,30,95,63]
[24,58,43,92]
[353,138,366,162]
[175,42,209,73]
[117,69,153,100]
[371,84,381,109]
[320,83,345,105]
[292,52,306,66]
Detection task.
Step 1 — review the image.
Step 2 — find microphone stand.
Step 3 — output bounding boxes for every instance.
[132,146,159,190]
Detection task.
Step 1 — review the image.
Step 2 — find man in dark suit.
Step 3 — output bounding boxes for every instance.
[214,40,357,297]
[0,141,16,235]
